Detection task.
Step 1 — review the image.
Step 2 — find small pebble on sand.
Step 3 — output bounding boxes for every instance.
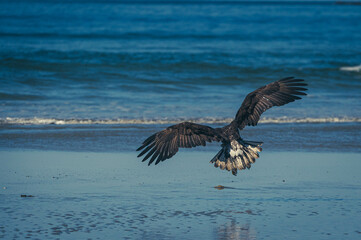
[21,195,34,198]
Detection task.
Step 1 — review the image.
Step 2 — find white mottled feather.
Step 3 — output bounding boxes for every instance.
[210,139,263,176]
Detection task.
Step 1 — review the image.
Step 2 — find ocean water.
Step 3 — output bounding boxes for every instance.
[0,1,361,152]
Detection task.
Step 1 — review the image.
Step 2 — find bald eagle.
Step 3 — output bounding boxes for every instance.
[137,77,308,175]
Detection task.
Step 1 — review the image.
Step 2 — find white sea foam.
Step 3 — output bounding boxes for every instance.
[1,117,360,125]
[340,64,361,72]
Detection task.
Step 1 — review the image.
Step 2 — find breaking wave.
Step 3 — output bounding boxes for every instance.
[1,117,360,125]
[340,64,361,72]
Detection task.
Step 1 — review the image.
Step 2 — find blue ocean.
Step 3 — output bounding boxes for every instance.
[0,0,360,151]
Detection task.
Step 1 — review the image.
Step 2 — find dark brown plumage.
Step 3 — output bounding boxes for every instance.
[137,122,223,165]
[137,77,308,175]
[234,77,307,129]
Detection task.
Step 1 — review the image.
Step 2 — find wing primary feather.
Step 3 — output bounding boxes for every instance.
[142,146,157,162]
[155,154,163,165]
[136,145,145,151]
[155,143,166,165]
[137,134,155,151]
[285,83,307,87]
[266,96,283,105]
[290,95,301,100]
[163,142,170,158]
[288,87,308,91]
[279,76,295,81]
[148,148,161,166]
[137,142,156,157]
[141,134,156,146]
[281,78,304,83]
[287,90,307,96]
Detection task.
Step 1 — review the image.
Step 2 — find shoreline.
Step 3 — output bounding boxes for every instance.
[1,122,361,153]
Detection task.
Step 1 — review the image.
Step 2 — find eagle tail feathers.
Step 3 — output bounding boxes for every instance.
[210,139,263,176]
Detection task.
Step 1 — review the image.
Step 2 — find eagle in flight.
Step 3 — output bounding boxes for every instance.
[137,77,308,175]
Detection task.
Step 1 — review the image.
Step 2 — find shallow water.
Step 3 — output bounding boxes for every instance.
[1,122,360,153]
[1,151,361,239]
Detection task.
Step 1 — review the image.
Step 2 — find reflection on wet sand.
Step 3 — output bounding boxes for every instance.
[216,220,256,240]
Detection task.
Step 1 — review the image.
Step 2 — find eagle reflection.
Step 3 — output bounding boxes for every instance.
[215,221,256,240]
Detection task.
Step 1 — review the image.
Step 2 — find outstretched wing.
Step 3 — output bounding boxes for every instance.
[137,122,223,166]
[235,77,308,130]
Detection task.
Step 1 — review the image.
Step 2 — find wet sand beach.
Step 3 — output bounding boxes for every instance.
[1,151,360,239]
